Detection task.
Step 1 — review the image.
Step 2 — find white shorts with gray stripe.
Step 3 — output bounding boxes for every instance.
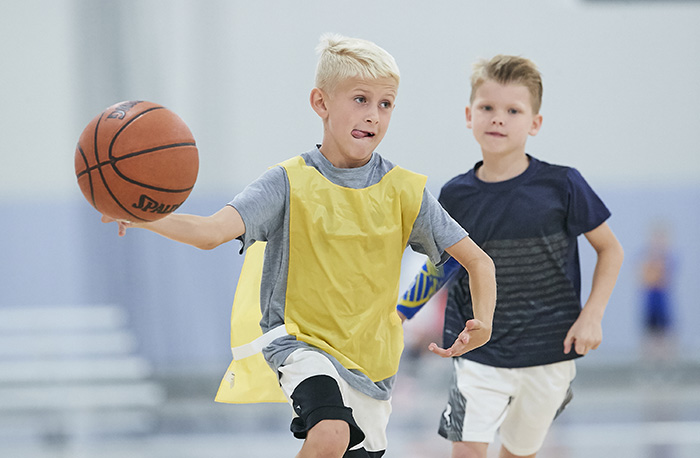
[438,358,575,456]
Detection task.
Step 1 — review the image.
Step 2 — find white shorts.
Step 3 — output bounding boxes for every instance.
[438,358,576,456]
[278,348,392,455]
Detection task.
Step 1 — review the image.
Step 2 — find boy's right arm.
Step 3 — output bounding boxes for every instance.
[102,204,245,250]
[429,236,496,358]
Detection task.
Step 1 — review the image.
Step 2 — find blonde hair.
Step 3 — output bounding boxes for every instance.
[314,33,400,93]
[470,55,543,114]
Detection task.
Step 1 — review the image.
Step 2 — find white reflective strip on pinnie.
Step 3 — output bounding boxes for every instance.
[231,325,288,361]
[224,370,236,388]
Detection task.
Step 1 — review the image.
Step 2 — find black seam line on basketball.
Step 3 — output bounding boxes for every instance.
[111,143,197,192]
[77,142,195,174]
[106,106,195,193]
[80,142,197,192]
[76,143,96,207]
[92,110,149,222]
[108,106,165,163]
[116,142,197,161]
[91,111,120,215]
[92,104,164,221]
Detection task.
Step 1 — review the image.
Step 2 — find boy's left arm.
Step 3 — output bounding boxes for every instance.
[564,222,624,355]
[429,236,496,358]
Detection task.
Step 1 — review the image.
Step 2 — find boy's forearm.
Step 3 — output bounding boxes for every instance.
[582,243,624,320]
[446,237,496,326]
[132,214,215,249]
[129,206,244,250]
[466,257,497,326]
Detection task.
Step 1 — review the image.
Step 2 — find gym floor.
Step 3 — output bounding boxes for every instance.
[2,353,699,458]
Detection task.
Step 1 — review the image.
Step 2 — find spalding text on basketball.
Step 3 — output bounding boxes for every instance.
[132,194,183,215]
[107,100,143,120]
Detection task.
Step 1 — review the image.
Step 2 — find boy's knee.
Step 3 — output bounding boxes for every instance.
[452,441,488,458]
[499,444,536,458]
[304,419,350,457]
[289,374,365,448]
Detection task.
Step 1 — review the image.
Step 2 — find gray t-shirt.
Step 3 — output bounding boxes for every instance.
[230,147,467,399]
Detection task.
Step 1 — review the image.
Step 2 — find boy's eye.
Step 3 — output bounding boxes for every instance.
[380,101,392,109]
[354,96,367,104]
[481,105,492,111]
[508,108,519,114]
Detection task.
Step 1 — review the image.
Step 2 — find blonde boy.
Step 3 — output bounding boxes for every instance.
[104,35,496,457]
[398,56,624,458]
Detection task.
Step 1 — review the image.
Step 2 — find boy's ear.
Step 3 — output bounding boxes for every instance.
[465,106,473,129]
[529,113,543,136]
[310,88,329,119]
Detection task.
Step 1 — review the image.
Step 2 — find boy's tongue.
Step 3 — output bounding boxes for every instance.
[352,129,371,139]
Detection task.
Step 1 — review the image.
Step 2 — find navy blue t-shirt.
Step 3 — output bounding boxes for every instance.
[439,156,611,368]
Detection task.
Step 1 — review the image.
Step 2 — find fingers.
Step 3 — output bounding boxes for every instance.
[563,335,587,355]
[428,342,453,358]
[101,215,131,237]
[564,336,600,356]
[575,339,591,356]
[563,334,573,354]
[429,320,488,359]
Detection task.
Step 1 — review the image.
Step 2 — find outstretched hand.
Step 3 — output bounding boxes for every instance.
[428,319,491,358]
[101,215,132,237]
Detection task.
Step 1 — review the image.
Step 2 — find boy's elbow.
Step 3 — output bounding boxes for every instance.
[192,230,227,250]
[480,252,496,275]
[464,251,495,278]
[196,237,226,251]
[609,239,625,266]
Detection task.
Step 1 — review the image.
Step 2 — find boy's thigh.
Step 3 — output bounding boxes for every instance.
[498,360,576,456]
[438,358,575,453]
[278,348,390,456]
[438,359,515,444]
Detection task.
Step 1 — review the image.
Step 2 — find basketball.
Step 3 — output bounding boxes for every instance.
[74,100,199,222]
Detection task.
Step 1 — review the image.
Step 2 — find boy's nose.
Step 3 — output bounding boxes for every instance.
[365,107,379,123]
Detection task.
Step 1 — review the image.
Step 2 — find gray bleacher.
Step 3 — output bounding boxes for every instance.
[0,305,165,443]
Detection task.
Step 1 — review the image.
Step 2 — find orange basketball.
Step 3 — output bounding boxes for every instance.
[74,100,199,222]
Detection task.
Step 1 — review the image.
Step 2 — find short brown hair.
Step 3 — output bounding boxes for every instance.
[470,55,543,114]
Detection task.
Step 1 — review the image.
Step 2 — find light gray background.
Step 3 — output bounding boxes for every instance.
[2,0,699,372]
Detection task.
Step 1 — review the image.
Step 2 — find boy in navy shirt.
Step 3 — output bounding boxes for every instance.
[398,55,623,458]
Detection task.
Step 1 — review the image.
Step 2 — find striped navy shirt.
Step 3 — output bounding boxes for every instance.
[439,156,610,368]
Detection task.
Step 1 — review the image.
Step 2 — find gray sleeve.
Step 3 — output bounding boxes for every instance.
[229,165,287,251]
[408,188,468,265]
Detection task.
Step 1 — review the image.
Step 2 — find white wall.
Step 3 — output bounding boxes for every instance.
[2,0,699,369]
[2,0,698,200]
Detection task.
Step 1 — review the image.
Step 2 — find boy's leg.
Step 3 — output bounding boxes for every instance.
[497,360,576,457]
[498,448,535,458]
[340,374,391,457]
[439,359,516,458]
[279,349,390,457]
[297,419,350,458]
[451,441,489,458]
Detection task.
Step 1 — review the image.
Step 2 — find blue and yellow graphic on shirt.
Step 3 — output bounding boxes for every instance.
[397,261,445,319]
[397,258,461,319]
